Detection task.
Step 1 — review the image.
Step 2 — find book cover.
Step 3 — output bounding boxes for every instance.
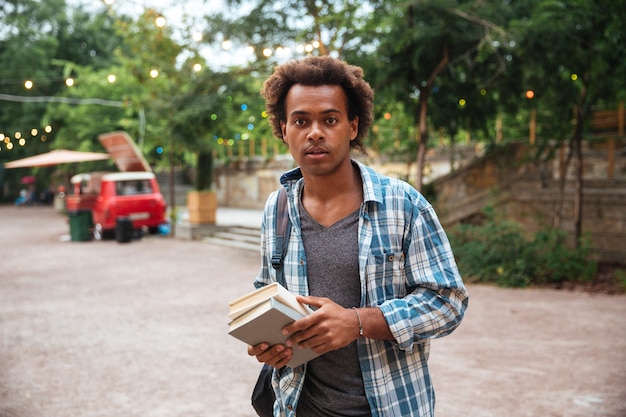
[228,297,320,368]
[228,282,312,320]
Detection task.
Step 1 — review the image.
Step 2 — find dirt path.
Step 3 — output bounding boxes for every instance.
[1,205,624,417]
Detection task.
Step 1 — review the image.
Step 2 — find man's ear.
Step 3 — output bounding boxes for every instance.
[280,122,289,146]
[350,117,359,141]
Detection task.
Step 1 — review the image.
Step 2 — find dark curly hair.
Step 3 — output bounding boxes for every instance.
[261,56,374,152]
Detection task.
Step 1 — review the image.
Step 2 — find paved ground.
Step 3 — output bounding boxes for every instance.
[0,205,624,417]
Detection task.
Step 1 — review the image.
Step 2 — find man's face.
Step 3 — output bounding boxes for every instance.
[280,84,358,178]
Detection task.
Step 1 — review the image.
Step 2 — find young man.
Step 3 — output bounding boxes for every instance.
[250,56,469,417]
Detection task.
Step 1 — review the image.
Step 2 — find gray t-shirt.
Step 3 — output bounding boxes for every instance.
[296,202,371,417]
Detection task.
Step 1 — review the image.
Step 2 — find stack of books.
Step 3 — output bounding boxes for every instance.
[227,282,320,368]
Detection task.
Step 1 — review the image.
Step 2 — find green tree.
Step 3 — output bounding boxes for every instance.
[0,0,122,199]
[202,0,366,66]
[512,0,626,245]
[352,0,518,190]
[43,8,188,162]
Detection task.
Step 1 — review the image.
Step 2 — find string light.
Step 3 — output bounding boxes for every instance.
[0,0,325,153]
[155,15,166,28]
[2,37,320,92]
[0,125,53,152]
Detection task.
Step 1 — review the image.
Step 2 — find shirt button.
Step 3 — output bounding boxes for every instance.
[287,405,293,411]
[388,255,394,262]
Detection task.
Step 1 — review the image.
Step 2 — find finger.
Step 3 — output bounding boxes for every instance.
[273,351,293,368]
[248,342,269,356]
[259,344,291,365]
[297,335,327,353]
[265,346,293,367]
[296,295,328,308]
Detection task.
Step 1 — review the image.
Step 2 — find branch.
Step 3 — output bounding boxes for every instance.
[445,8,507,37]
[0,93,123,107]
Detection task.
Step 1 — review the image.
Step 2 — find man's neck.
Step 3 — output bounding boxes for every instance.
[300,162,363,227]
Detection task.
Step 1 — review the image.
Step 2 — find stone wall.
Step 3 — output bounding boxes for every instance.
[213,155,295,209]
[432,141,626,264]
[175,139,625,263]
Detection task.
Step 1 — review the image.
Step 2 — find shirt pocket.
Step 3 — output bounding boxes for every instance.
[366,252,407,299]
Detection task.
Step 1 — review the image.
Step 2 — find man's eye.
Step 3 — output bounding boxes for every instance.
[294,119,305,126]
[327,117,338,124]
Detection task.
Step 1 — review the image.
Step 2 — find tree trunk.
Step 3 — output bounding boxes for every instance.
[168,146,176,237]
[553,141,573,229]
[572,60,591,247]
[415,92,429,192]
[573,125,583,247]
[414,42,449,192]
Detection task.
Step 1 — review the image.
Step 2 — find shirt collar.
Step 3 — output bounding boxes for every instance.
[279,159,384,205]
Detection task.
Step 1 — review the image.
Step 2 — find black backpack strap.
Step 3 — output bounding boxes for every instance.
[270,188,291,287]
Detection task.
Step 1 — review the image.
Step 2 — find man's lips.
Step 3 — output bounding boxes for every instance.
[305,147,328,155]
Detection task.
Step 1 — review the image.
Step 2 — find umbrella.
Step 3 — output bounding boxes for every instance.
[20,175,36,184]
[4,149,110,169]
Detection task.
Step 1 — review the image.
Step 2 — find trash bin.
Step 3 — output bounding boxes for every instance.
[68,210,93,242]
[115,217,133,243]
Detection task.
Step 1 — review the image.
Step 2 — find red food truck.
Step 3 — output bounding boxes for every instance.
[65,131,167,241]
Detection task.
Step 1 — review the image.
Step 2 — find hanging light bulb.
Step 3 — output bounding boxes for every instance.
[155,16,166,28]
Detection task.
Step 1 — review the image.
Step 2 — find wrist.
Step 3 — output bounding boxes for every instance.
[352,307,364,338]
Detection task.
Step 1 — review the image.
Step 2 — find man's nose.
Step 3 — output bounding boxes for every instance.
[307,122,324,141]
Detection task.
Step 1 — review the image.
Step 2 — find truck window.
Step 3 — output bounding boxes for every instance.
[116,180,154,196]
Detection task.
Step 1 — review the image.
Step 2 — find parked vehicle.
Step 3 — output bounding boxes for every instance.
[67,171,167,240]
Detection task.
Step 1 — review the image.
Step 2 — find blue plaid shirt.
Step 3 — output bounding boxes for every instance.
[255,160,469,417]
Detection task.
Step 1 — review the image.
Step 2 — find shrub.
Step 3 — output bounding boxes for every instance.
[448,206,597,288]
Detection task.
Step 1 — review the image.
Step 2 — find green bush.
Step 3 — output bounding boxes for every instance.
[615,269,626,292]
[448,207,597,288]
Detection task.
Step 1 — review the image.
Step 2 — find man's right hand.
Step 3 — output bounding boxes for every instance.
[248,342,293,368]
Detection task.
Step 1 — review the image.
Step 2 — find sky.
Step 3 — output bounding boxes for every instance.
[70,0,316,70]
[71,0,248,69]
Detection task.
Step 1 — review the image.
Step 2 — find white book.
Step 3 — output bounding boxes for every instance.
[228,296,320,368]
[228,282,313,320]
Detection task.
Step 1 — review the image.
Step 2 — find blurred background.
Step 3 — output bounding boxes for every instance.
[0,0,624,290]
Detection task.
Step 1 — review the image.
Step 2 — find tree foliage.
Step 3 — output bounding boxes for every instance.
[0,0,623,207]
